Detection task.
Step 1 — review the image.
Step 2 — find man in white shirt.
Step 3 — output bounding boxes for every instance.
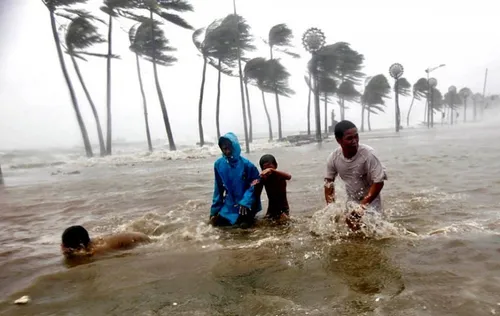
[324,120,387,230]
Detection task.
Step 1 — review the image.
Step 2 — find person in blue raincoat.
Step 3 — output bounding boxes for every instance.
[209,132,262,228]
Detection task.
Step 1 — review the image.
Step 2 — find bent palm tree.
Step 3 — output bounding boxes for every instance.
[192,20,222,146]
[362,74,391,131]
[267,23,299,140]
[65,15,107,156]
[42,0,93,157]
[406,78,427,127]
[101,0,135,155]
[129,23,152,152]
[133,19,178,150]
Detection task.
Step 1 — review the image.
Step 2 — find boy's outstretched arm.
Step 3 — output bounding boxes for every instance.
[274,169,291,180]
[210,167,225,217]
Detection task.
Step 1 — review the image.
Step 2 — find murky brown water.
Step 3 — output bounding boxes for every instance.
[1,121,500,315]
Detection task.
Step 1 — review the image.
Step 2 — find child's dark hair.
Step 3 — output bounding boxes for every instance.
[259,154,278,170]
[62,225,90,249]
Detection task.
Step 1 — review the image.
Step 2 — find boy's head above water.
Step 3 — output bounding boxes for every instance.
[61,225,91,256]
[259,154,278,170]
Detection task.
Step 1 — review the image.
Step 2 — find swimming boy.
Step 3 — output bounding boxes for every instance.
[209,132,262,228]
[253,154,292,221]
[61,225,150,258]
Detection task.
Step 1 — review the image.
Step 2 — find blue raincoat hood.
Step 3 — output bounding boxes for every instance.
[218,132,241,163]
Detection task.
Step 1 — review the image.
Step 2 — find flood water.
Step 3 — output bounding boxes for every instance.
[1,119,500,316]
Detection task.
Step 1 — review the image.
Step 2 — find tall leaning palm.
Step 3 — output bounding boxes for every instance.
[192,20,221,146]
[267,23,299,140]
[129,23,152,152]
[133,19,178,151]
[42,0,93,157]
[362,74,391,132]
[101,0,134,155]
[65,15,107,156]
[406,78,427,127]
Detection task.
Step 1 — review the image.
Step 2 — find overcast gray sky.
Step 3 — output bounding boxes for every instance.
[0,0,498,150]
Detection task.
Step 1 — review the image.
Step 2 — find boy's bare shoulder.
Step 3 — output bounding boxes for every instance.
[98,232,151,250]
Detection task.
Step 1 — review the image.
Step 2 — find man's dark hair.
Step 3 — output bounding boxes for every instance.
[218,137,232,149]
[62,225,90,249]
[259,154,278,170]
[334,120,357,139]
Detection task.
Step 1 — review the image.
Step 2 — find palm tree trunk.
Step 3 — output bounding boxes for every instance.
[360,103,365,132]
[234,0,250,153]
[307,74,312,136]
[0,164,4,185]
[105,14,113,156]
[135,54,152,152]
[71,54,106,156]
[215,60,222,140]
[463,100,467,123]
[324,93,328,134]
[197,57,207,147]
[473,100,477,121]
[49,11,92,158]
[406,96,415,127]
[244,81,253,143]
[151,10,175,151]
[275,92,282,140]
[368,110,372,131]
[395,79,400,132]
[313,71,321,142]
[269,47,282,141]
[261,90,273,141]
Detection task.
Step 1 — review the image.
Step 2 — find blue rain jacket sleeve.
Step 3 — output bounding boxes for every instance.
[238,161,261,209]
[210,166,225,217]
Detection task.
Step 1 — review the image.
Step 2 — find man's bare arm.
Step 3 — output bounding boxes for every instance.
[360,182,384,206]
[324,179,335,204]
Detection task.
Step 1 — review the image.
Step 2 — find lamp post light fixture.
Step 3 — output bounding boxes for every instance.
[389,63,404,132]
[302,27,326,143]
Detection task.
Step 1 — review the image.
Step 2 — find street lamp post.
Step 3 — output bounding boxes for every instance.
[389,63,404,132]
[448,85,456,125]
[428,78,438,127]
[302,27,326,143]
[425,64,445,128]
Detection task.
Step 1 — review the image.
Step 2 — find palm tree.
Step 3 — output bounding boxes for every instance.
[393,77,411,131]
[337,81,360,121]
[101,0,135,155]
[244,58,272,140]
[42,0,93,157]
[406,78,427,127]
[65,14,107,157]
[132,19,178,151]
[459,87,472,123]
[317,77,337,134]
[304,74,312,135]
[207,14,254,141]
[443,89,461,125]
[129,23,152,152]
[267,23,299,140]
[0,163,3,185]
[471,93,483,121]
[192,20,222,146]
[331,43,364,120]
[361,74,391,131]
